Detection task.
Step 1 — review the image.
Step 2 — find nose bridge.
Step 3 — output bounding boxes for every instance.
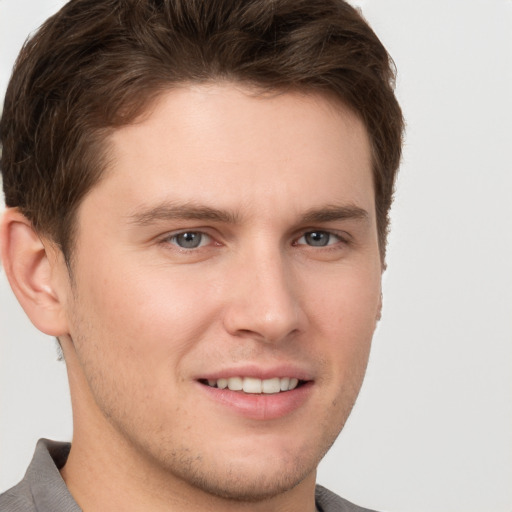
[223,241,302,343]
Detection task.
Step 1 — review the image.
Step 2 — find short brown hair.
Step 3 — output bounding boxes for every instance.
[0,0,403,261]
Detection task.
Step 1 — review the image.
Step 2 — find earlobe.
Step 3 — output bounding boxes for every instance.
[0,208,69,336]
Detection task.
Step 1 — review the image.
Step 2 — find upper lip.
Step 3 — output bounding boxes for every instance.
[196,364,314,382]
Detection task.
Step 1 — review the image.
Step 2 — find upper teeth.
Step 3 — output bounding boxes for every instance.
[207,377,299,394]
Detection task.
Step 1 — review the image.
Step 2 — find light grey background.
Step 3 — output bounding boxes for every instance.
[1,1,511,511]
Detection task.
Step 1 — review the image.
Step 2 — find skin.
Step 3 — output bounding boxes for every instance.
[1,83,382,512]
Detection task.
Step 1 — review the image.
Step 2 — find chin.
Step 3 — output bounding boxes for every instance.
[144,428,332,503]
[175,455,316,502]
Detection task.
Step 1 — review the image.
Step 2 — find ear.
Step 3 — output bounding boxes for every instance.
[376,292,383,322]
[0,208,69,336]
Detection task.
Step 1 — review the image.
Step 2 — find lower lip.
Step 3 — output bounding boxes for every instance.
[197,381,314,421]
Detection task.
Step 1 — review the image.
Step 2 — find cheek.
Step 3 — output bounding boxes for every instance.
[67,258,225,394]
[79,260,216,340]
[305,265,381,383]
[66,263,216,424]
[307,264,381,337]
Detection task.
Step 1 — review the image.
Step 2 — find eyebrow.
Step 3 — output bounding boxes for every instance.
[300,204,369,224]
[127,202,240,226]
[127,201,369,227]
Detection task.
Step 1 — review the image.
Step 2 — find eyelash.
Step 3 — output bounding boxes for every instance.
[294,231,346,248]
[164,231,215,250]
[161,229,349,251]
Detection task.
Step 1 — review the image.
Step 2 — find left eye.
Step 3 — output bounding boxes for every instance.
[169,232,211,249]
[296,231,340,247]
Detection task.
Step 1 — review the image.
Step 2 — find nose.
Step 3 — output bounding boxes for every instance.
[222,248,304,344]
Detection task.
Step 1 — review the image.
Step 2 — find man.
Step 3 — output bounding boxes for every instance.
[0,0,403,510]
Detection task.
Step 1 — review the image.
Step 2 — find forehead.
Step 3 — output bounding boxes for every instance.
[84,83,374,224]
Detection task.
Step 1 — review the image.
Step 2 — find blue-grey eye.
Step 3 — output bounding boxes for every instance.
[299,231,337,247]
[172,232,207,249]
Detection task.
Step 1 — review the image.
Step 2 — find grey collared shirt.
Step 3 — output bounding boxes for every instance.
[0,440,80,512]
[0,439,378,512]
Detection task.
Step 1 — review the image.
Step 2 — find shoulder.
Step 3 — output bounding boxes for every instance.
[0,439,80,512]
[315,485,381,512]
[0,480,37,512]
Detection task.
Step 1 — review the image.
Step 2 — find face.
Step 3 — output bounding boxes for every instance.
[59,83,382,501]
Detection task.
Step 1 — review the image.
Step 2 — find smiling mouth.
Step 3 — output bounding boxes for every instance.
[199,377,305,394]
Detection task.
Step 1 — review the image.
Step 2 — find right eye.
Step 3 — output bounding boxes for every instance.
[168,231,211,249]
